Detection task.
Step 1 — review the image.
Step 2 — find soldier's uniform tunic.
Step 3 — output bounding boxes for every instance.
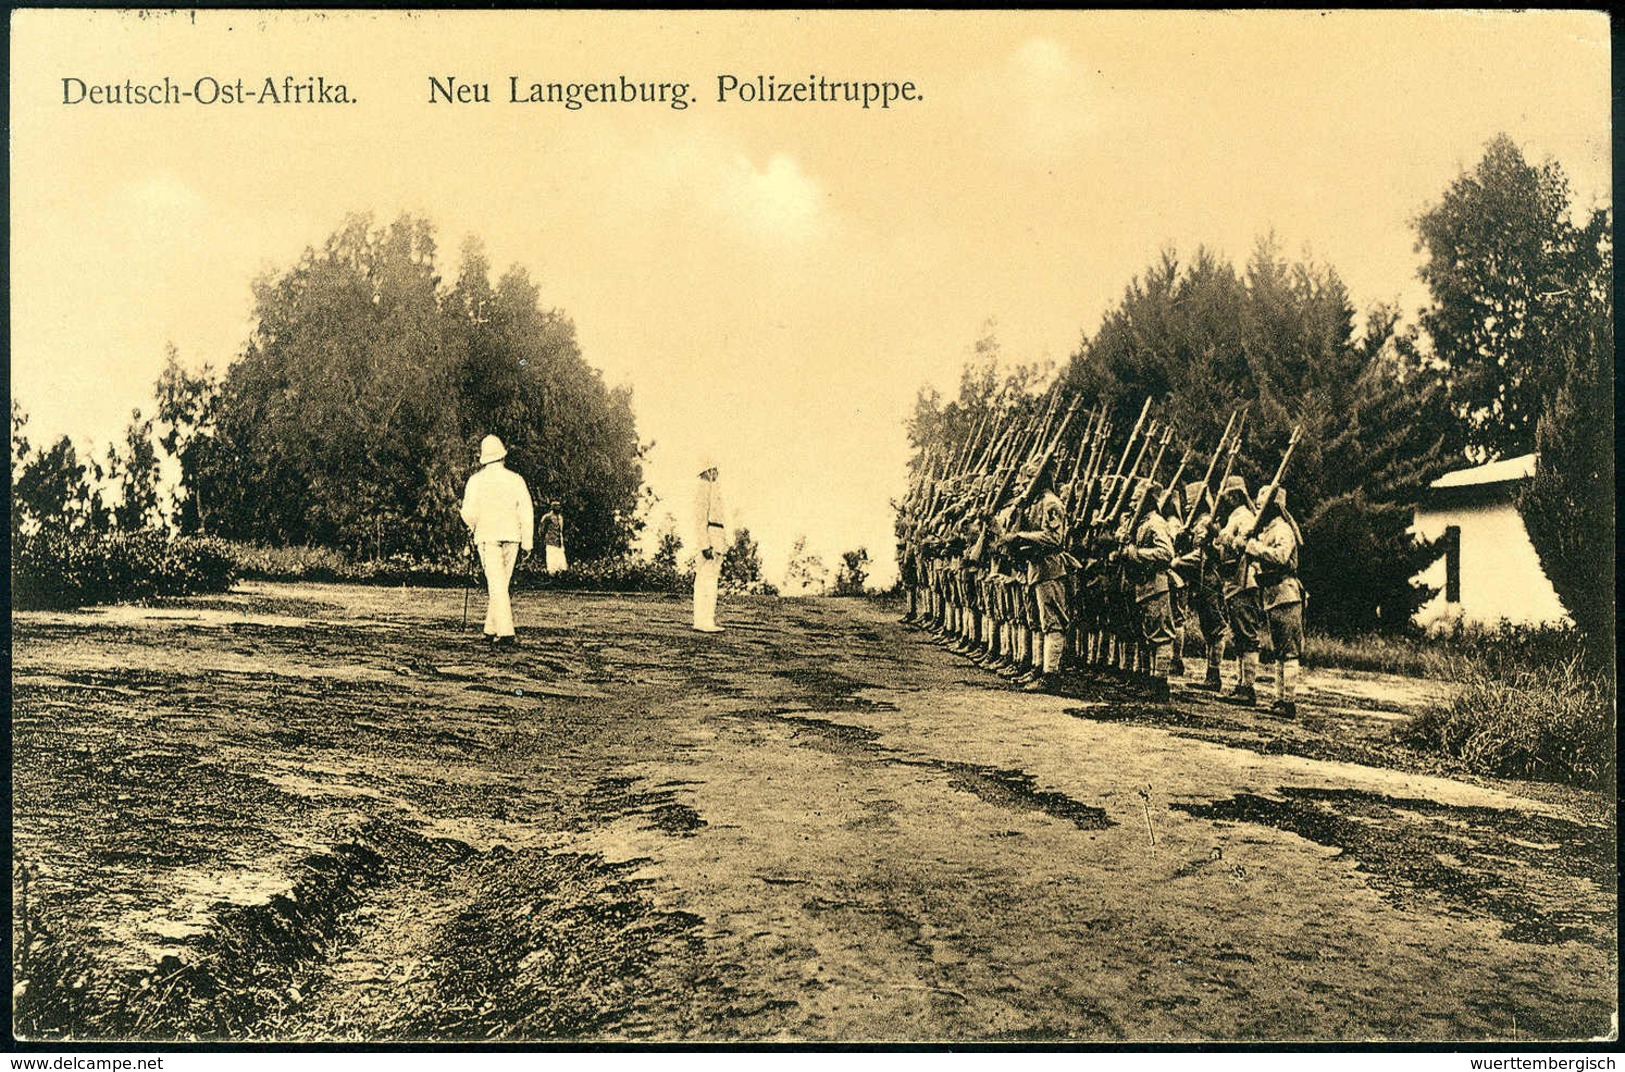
[1216,491,1263,701]
[1247,495,1306,713]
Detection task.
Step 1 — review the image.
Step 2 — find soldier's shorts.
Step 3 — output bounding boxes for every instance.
[1170,582,1190,629]
[1035,578,1070,633]
[1227,588,1265,654]
[1268,600,1304,660]
[1137,590,1175,646]
[1193,583,1228,645]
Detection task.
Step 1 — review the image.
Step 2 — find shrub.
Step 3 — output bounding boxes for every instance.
[519,556,694,594]
[12,529,236,609]
[228,541,351,582]
[1401,656,1614,788]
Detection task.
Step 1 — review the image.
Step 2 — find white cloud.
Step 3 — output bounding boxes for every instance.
[109,173,208,232]
[997,37,1099,159]
[715,151,827,244]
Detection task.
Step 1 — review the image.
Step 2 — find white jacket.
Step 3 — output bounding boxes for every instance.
[693,478,728,554]
[461,463,534,549]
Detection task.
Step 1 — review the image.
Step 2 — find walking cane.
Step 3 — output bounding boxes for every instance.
[461,538,477,631]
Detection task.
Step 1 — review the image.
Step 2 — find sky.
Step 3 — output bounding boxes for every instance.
[10,10,1612,586]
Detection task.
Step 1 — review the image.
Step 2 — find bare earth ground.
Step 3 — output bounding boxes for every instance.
[10,581,1618,1043]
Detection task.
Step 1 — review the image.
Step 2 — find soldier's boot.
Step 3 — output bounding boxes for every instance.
[988,623,1014,675]
[1023,631,1066,692]
[987,621,1008,664]
[1146,644,1173,703]
[1271,657,1300,718]
[1013,629,1041,684]
[1200,655,1223,691]
[961,611,983,653]
[1224,652,1259,706]
[1169,624,1186,677]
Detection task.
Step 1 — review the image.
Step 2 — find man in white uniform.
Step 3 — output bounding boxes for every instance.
[460,435,534,647]
[692,457,727,632]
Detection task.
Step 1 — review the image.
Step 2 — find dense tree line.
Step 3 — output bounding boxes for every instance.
[905,133,1609,649]
[906,244,1457,635]
[190,215,644,562]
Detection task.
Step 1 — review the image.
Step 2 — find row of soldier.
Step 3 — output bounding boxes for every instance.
[896,391,1307,716]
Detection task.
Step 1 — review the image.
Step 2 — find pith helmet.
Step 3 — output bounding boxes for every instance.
[697,453,718,477]
[479,435,507,465]
[1184,480,1209,511]
[1269,486,1289,514]
[1218,474,1250,506]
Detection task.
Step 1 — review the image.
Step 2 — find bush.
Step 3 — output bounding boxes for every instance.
[228,541,351,582]
[519,556,694,594]
[12,529,236,610]
[1401,656,1614,788]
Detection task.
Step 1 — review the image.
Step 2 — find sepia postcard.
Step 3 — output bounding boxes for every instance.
[9,8,1616,1054]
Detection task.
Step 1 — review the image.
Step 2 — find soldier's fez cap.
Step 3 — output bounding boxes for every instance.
[479,435,508,465]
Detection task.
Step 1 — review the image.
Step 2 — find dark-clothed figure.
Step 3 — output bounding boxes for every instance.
[540,500,568,574]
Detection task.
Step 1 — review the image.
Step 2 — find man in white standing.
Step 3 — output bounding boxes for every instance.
[692,456,727,632]
[460,435,534,648]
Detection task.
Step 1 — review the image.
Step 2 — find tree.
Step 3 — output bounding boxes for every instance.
[1415,133,1611,459]
[202,214,645,561]
[12,400,31,477]
[1517,263,1614,666]
[720,527,763,587]
[782,536,828,596]
[110,410,162,532]
[833,547,870,596]
[651,513,683,568]
[1054,238,1458,632]
[153,345,221,534]
[13,435,97,536]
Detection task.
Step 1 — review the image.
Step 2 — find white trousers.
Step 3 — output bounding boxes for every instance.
[693,553,721,629]
[478,541,519,637]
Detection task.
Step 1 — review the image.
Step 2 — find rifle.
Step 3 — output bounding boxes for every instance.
[950,409,988,476]
[1075,398,1152,547]
[1157,447,1194,516]
[1117,424,1175,543]
[1103,418,1161,524]
[1012,397,1082,509]
[1063,409,1107,518]
[1241,425,1304,542]
[1183,407,1242,527]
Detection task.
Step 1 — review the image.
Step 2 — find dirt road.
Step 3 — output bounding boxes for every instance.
[10,582,1617,1042]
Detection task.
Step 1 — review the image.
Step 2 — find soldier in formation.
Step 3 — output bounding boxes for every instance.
[898,393,1306,716]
